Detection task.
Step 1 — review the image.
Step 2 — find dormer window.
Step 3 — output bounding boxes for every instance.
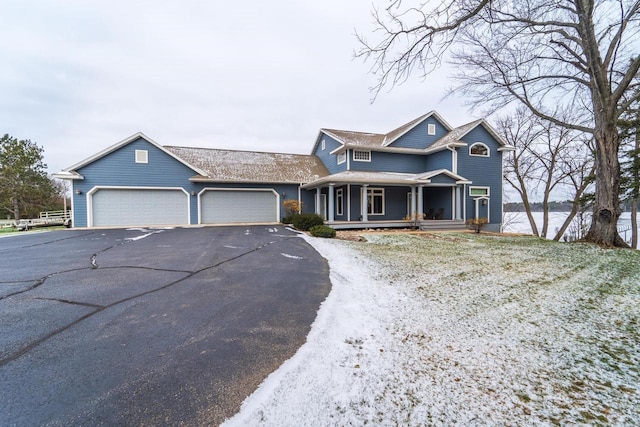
[337,152,346,165]
[469,143,490,157]
[135,149,148,163]
[427,124,436,135]
[353,150,371,162]
[321,139,326,151]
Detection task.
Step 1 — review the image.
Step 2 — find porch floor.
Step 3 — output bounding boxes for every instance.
[327,219,467,231]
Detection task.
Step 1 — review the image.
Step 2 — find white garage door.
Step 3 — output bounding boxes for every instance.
[92,188,189,227]
[200,190,278,224]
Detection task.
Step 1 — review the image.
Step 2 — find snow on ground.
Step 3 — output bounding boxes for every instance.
[223,232,640,426]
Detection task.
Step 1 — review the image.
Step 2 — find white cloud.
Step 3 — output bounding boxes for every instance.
[0,0,479,174]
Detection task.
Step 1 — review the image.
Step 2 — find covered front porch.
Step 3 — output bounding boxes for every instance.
[301,170,471,230]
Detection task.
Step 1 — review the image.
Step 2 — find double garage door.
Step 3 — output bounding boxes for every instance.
[90,188,278,227]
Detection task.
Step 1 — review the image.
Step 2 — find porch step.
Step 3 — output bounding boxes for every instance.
[419,220,467,231]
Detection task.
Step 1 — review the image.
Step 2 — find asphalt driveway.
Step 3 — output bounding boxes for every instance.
[0,226,330,426]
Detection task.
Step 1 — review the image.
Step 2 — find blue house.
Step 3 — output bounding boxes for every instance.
[54,111,513,231]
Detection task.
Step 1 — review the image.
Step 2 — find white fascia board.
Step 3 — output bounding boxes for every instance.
[333,144,432,155]
[52,171,84,180]
[382,111,454,147]
[319,129,347,146]
[497,145,516,152]
[62,132,208,177]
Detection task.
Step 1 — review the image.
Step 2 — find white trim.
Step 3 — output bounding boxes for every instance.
[86,186,190,228]
[337,152,346,165]
[474,196,491,221]
[197,187,280,224]
[469,142,490,157]
[336,188,344,216]
[346,149,350,170]
[63,132,208,176]
[69,181,75,227]
[135,149,148,164]
[382,111,454,146]
[353,150,371,162]
[347,184,351,221]
[361,187,385,216]
[469,186,490,197]
[427,123,436,135]
[321,139,326,151]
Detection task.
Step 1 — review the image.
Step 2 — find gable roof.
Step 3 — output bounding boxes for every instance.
[61,132,208,176]
[163,146,329,184]
[313,111,518,154]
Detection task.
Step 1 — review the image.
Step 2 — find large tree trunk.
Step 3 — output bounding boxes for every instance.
[585,125,627,247]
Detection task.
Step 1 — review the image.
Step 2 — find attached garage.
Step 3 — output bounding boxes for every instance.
[89,187,189,227]
[200,189,279,224]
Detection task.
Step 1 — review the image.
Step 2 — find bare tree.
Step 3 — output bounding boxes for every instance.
[500,108,595,240]
[356,0,640,247]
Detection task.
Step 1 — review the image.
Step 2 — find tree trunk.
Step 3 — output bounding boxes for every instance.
[553,202,581,241]
[11,194,20,222]
[585,125,627,247]
[631,200,638,249]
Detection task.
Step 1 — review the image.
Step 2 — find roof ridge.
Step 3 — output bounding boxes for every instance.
[164,145,315,157]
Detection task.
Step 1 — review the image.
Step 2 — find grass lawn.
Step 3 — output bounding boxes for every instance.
[356,232,640,425]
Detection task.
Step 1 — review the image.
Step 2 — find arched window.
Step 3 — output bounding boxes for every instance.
[469,143,490,157]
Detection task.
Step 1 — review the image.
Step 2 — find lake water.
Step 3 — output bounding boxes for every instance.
[503,211,639,249]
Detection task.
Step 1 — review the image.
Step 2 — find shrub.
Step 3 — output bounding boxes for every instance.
[290,213,325,231]
[466,217,489,233]
[310,225,336,238]
[283,199,302,217]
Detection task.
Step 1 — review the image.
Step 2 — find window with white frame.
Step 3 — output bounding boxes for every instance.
[427,123,436,135]
[337,152,346,164]
[365,187,384,215]
[469,186,490,197]
[135,149,148,164]
[321,139,326,151]
[336,188,343,216]
[353,150,371,162]
[469,143,490,157]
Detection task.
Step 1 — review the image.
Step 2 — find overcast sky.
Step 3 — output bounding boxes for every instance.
[1,0,478,175]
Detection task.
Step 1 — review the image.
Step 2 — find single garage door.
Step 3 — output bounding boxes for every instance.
[200,190,278,224]
[91,188,189,227]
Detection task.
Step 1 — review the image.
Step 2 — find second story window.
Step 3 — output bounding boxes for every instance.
[353,150,371,162]
[337,152,346,164]
[427,124,436,135]
[470,143,490,157]
[135,150,148,164]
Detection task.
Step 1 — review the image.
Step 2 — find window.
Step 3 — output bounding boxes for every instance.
[135,150,148,164]
[365,188,385,215]
[353,150,371,162]
[336,189,343,216]
[427,124,436,135]
[337,152,346,164]
[469,143,490,157]
[469,186,490,197]
[321,139,326,151]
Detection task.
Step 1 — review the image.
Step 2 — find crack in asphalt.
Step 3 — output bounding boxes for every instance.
[0,232,297,368]
[0,232,96,252]
[31,297,106,309]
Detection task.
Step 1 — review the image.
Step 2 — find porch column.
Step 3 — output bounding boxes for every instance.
[455,186,462,220]
[315,188,321,215]
[410,186,417,220]
[361,184,368,222]
[417,185,424,218]
[328,184,335,223]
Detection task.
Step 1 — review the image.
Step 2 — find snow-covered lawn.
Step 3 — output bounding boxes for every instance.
[224,232,640,426]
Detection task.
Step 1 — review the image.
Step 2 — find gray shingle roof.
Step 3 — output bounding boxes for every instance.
[163,146,329,184]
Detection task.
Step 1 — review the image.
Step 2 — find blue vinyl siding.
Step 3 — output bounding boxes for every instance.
[388,116,449,149]
[350,151,425,173]
[73,137,201,227]
[424,150,452,171]
[429,174,458,185]
[456,124,504,226]
[314,134,346,174]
